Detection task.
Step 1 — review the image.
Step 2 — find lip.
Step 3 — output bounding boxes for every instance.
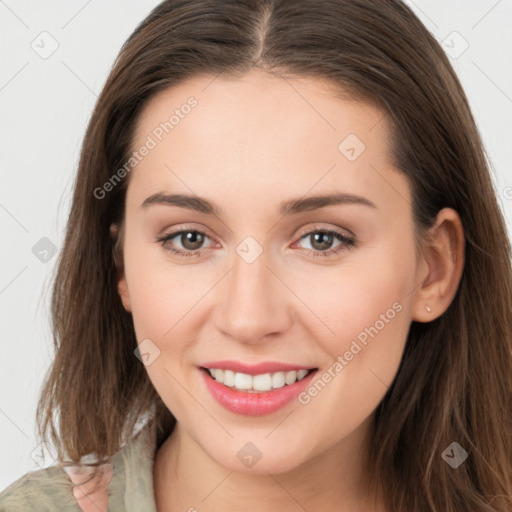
[200,360,315,375]
[199,367,318,416]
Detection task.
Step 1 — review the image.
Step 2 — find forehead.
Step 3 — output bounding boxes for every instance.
[127,69,410,217]
[132,69,387,154]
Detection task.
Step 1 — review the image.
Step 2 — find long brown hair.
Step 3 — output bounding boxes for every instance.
[37,1,512,510]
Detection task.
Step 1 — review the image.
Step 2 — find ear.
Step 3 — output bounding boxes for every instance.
[412,208,465,322]
[117,269,132,313]
[110,222,132,313]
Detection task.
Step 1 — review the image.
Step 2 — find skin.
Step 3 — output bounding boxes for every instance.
[115,68,465,512]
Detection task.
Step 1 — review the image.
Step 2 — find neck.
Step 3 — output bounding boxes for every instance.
[153,416,387,512]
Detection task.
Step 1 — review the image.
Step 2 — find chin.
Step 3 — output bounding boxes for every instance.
[203,438,312,475]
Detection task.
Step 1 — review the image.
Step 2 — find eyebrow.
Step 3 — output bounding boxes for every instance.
[141,191,377,216]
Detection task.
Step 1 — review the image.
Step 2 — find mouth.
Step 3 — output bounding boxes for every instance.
[199,366,318,393]
[199,365,319,416]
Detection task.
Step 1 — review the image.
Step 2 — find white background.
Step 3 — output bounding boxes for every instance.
[1,0,511,490]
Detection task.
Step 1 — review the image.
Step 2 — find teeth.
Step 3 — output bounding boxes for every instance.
[284,371,297,385]
[223,369,235,387]
[296,369,309,380]
[271,372,285,389]
[252,373,272,391]
[234,372,252,390]
[206,368,312,392]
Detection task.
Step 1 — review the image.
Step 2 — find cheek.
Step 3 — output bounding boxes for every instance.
[293,245,414,422]
[122,247,210,417]
[293,242,414,355]
[293,242,415,435]
[122,223,208,340]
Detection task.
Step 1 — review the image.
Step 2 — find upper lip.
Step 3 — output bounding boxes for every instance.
[200,360,317,375]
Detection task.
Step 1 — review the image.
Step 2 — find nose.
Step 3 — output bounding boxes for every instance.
[213,244,293,345]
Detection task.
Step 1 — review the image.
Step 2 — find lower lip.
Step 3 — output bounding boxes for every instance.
[199,368,317,416]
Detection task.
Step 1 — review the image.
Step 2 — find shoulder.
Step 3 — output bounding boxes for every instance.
[0,423,158,512]
[0,465,80,511]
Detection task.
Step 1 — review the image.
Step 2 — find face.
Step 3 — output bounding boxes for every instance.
[117,69,419,474]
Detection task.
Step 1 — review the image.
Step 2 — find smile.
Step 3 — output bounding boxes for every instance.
[199,365,319,416]
[203,367,314,392]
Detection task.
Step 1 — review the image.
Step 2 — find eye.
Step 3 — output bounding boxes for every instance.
[156,228,215,258]
[156,225,356,259]
[293,227,356,258]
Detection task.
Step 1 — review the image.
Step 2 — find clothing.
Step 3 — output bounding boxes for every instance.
[0,424,158,511]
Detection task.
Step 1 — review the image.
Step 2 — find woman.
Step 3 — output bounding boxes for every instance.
[1,0,511,511]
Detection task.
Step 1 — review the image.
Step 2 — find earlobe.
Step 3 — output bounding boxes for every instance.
[412,208,465,323]
[117,272,132,313]
[110,222,131,313]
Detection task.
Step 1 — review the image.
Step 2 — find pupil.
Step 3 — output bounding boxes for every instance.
[183,231,203,250]
[312,232,332,250]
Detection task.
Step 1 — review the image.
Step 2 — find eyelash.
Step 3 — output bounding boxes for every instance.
[156,226,356,259]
